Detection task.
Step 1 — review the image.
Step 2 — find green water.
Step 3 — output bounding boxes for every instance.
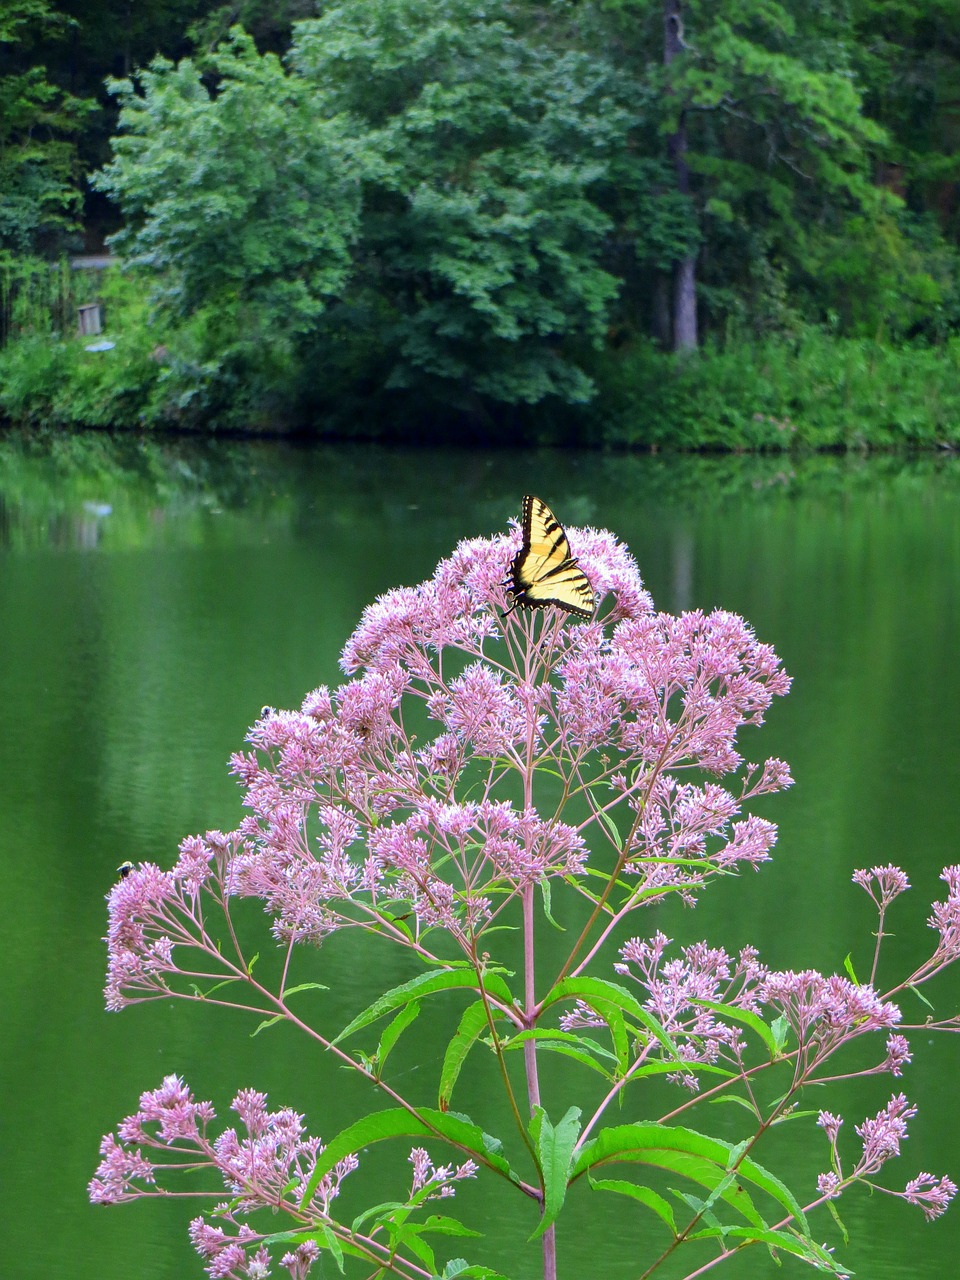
[2,434,960,1280]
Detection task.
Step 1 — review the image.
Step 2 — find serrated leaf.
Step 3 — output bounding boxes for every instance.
[334,969,514,1045]
[907,982,936,1012]
[691,998,781,1058]
[377,1000,421,1072]
[674,1188,726,1231]
[418,1214,483,1238]
[627,1060,733,1084]
[543,976,681,1064]
[260,1226,348,1271]
[826,1196,849,1244]
[589,1176,678,1234]
[504,1029,619,1063]
[397,1223,436,1272]
[441,1261,511,1279]
[251,1013,285,1037]
[351,1200,406,1233]
[439,1000,494,1109]
[300,1108,516,1207]
[502,1029,616,1078]
[282,982,329,999]
[591,801,624,850]
[707,1094,761,1117]
[716,1225,847,1272]
[539,878,565,931]
[571,1122,809,1235]
[529,1106,581,1238]
[770,1015,791,1053]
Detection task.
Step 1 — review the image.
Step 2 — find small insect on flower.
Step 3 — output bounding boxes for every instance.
[116,861,134,880]
[503,495,595,619]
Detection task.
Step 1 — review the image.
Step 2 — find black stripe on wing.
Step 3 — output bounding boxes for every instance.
[506,495,595,619]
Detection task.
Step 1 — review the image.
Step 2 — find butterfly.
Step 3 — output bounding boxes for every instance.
[504,495,595,619]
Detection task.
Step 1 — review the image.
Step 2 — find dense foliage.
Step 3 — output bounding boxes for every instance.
[1,0,959,437]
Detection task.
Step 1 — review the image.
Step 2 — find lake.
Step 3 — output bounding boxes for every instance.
[2,433,959,1280]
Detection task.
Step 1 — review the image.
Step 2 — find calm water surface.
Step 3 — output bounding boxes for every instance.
[2,435,960,1280]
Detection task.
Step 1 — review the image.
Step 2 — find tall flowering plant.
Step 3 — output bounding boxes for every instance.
[92,512,960,1280]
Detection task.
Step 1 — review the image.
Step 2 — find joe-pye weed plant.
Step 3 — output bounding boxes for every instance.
[92,504,960,1280]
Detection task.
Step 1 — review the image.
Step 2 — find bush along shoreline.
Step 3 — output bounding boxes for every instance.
[1,268,959,450]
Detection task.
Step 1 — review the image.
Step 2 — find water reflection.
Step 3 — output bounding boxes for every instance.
[2,433,960,1280]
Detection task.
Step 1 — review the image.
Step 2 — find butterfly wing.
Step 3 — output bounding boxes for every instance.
[509,495,595,618]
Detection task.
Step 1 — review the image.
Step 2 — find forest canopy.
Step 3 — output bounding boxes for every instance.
[1,0,959,434]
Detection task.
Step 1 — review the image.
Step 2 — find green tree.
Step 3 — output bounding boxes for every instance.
[853,0,960,231]
[594,0,892,346]
[0,0,92,253]
[96,2,653,418]
[291,0,633,409]
[94,30,362,421]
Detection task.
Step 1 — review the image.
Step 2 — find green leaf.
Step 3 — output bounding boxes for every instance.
[539,878,565,931]
[300,1108,516,1207]
[318,1224,345,1273]
[504,1029,618,1064]
[825,1196,849,1245]
[503,1029,616,1077]
[351,1201,406,1234]
[282,981,329,999]
[589,1176,678,1234]
[418,1215,483,1239]
[769,1108,820,1127]
[691,998,782,1058]
[251,1013,285,1036]
[440,1261,510,1279]
[770,1015,791,1053]
[712,1225,848,1272]
[439,1000,494,1109]
[705,196,734,222]
[908,982,936,1012]
[259,1226,348,1270]
[542,976,681,1064]
[190,977,240,1000]
[707,1094,761,1118]
[591,800,624,851]
[396,1223,436,1272]
[842,952,859,984]
[529,1106,581,1238]
[377,999,421,1072]
[572,1122,809,1235]
[674,1188,726,1232]
[334,969,514,1045]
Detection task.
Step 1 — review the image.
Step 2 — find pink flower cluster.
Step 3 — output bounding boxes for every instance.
[605,931,901,1081]
[817,1097,957,1220]
[104,518,794,1005]
[408,1146,479,1199]
[94,509,960,1272]
[90,1076,357,1278]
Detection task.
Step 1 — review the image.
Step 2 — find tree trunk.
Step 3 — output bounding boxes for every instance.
[664,0,698,352]
[654,272,672,347]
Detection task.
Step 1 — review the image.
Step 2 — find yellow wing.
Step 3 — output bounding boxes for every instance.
[508,495,595,619]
